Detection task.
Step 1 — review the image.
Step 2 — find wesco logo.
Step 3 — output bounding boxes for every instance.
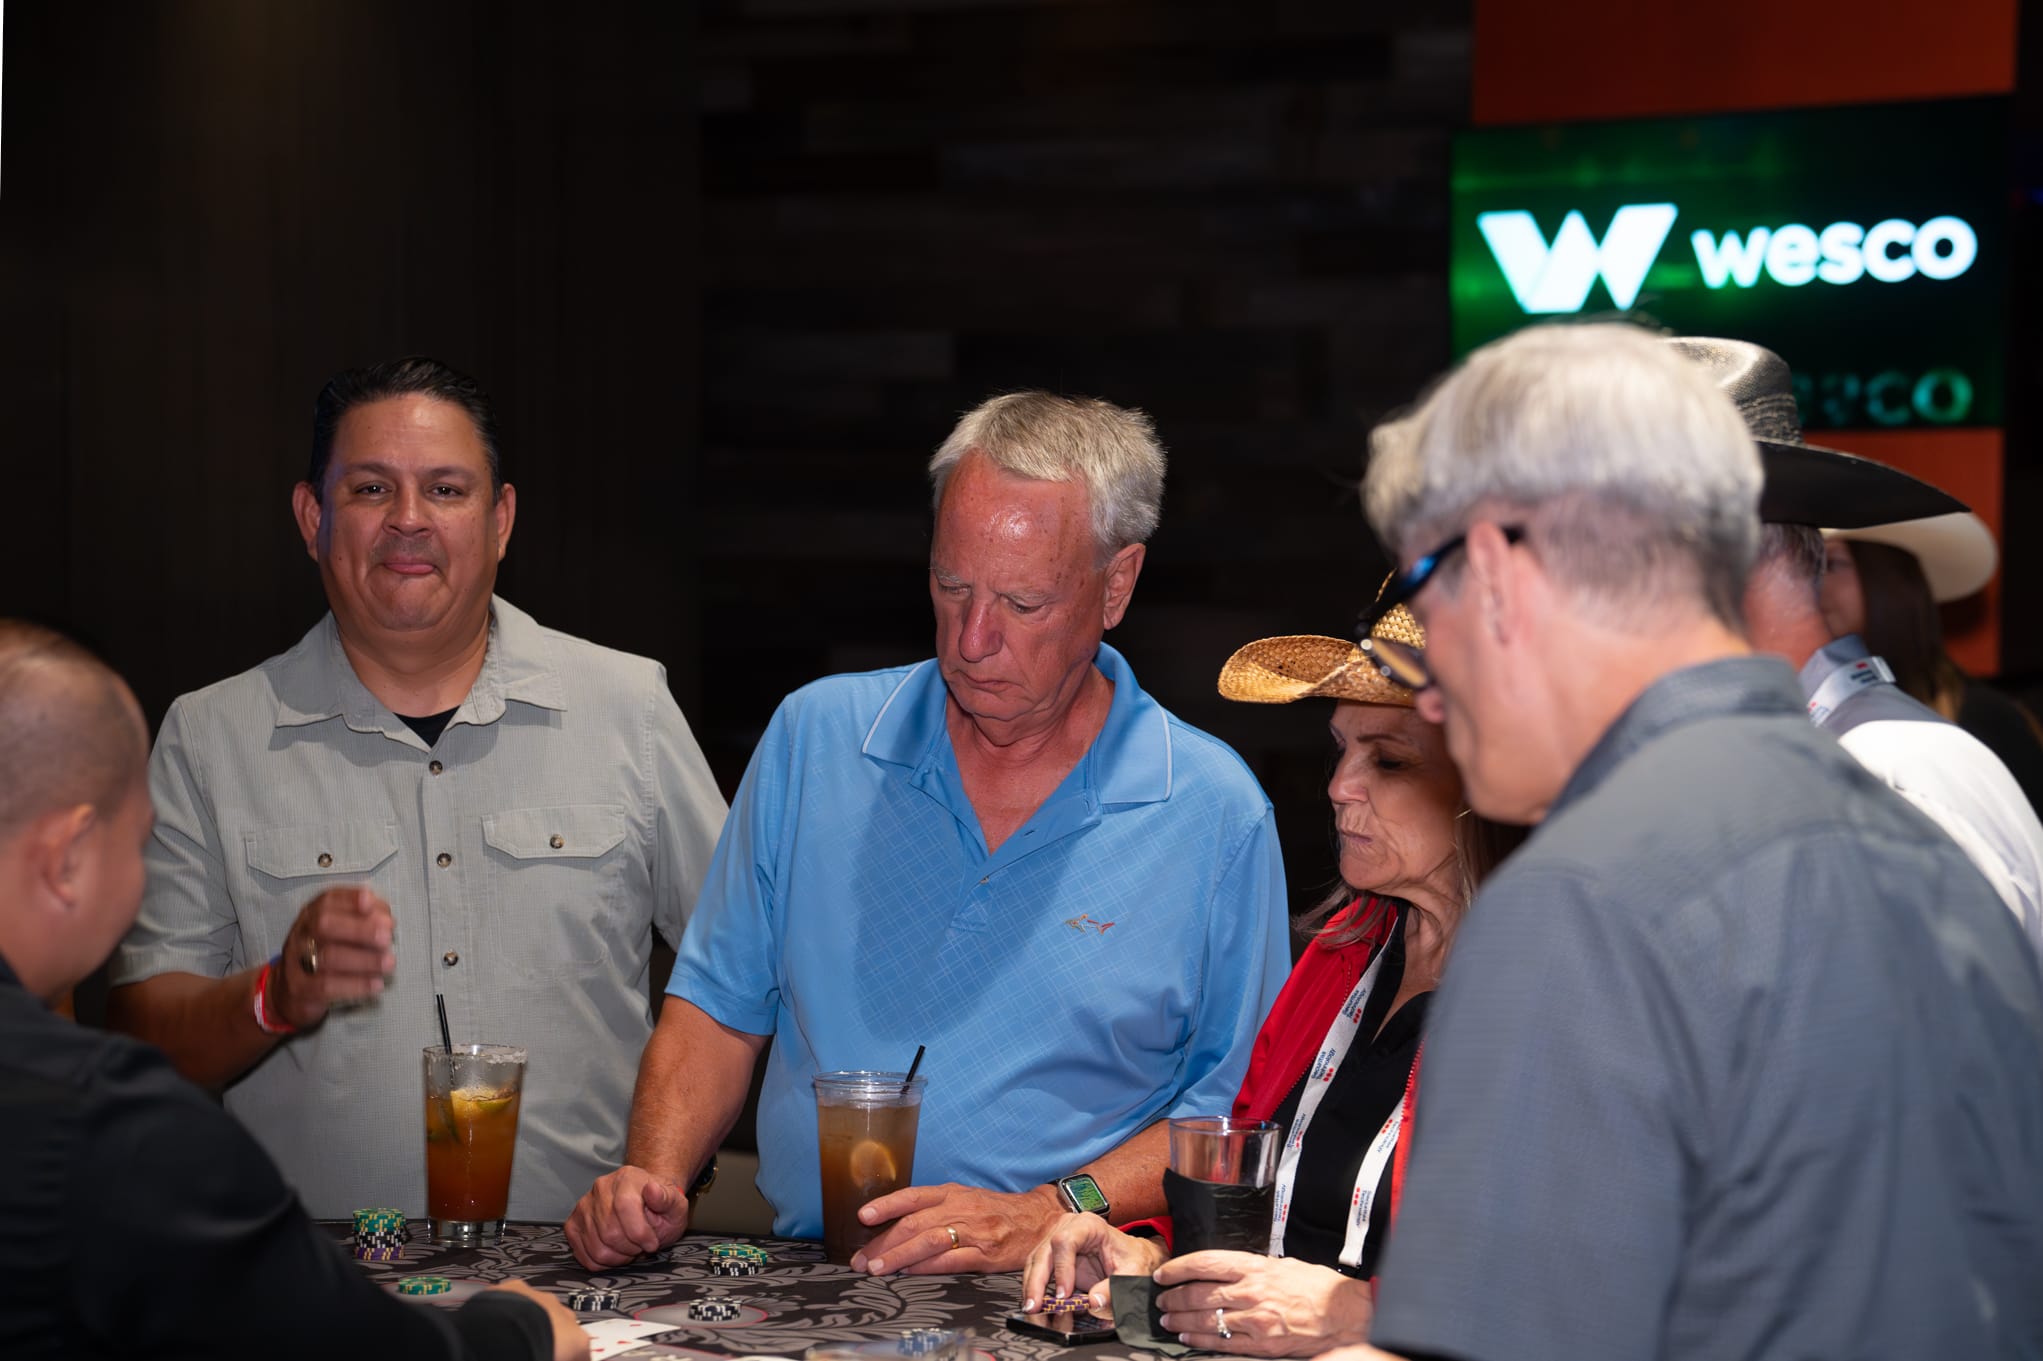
[1477,204,1979,315]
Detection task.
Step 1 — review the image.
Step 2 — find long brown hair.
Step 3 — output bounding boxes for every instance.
[1848,540,1964,718]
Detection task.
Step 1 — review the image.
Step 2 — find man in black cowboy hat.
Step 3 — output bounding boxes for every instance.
[1670,336,2043,951]
[1331,321,2043,1361]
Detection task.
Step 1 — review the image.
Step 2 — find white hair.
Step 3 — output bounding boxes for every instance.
[1363,323,1763,628]
[929,392,1166,559]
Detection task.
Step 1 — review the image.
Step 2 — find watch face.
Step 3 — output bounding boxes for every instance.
[1063,1175,1110,1215]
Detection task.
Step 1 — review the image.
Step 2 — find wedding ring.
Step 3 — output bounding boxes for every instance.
[1215,1308,1231,1340]
[300,936,321,976]
[945,1225,960,1250]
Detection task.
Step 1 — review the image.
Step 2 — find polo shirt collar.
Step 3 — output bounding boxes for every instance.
[270,596,567,735]
[1797,633,1872,700]
[1554,655,1806,814]
[861,642,1173,806]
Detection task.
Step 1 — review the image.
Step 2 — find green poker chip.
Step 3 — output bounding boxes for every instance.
[397,1276,453,1296]
[705,1242,768,1264]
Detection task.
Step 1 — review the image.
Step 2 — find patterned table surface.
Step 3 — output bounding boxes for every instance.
[327,1222,1182,1361]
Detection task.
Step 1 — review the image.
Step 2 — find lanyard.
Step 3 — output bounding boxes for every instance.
[1806,652,1896,724]
[1268,908,1399,1265]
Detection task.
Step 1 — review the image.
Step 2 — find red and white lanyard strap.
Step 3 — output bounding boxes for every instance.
[1806,653,1896,723]
[1268,918,1395,1259]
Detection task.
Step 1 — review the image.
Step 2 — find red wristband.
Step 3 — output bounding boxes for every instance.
[252,957,296,1036]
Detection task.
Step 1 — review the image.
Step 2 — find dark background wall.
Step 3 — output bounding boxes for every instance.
[691,1,1470,902]
[0,0,703,717]
[3,0,1473,926]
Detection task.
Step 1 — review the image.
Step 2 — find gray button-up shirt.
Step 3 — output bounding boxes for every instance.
[111,598,727,1220]
[1372,657,2043,1361]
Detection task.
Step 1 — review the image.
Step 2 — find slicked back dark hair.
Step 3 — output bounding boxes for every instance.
[307,356,502,502]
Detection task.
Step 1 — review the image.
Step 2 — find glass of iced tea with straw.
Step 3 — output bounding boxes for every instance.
[423,1043,526,1244]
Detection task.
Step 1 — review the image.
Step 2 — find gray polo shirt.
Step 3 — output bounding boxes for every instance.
[1372,657,2043,1361]
[112,598,727,1220]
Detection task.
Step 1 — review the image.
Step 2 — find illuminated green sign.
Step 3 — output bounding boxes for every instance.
[1452,99,2006,428]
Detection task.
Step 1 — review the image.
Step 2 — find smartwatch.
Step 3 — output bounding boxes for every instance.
[688,1156,718,1197]
[1052,1173,1110,1218]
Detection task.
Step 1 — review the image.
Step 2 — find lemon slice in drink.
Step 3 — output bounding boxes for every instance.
[848,1139,898,1189]
[449,1089,517,1124]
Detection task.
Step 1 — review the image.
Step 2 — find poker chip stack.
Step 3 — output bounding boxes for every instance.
[352,1208,410,1262]
[706,1242,767,1276]
[687,1296,743,1322]
[396,1276,452,1296]
[1041,1296,1088,1316]
[566,1287,621,1312]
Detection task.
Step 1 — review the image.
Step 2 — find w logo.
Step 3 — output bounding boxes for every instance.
[1477,204,1679,313]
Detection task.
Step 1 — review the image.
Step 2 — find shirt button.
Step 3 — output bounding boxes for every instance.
[429,760,444,775]
[436,852,453,868]
[317,853,333,869]
[442,950,459,967]
[549,834,564,849]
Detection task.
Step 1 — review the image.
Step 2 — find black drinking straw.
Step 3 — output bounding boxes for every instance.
[435,992,454,1054]
[900,1044,925,1095]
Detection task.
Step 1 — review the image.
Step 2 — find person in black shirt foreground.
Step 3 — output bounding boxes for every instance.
[0,619,584,1361]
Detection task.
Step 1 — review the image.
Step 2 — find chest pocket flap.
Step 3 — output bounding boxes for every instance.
[482,804,630,860]
[245,822,402,880]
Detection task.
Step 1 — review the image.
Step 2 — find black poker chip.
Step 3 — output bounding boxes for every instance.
[708,1258,758,1276]
[687,1298,742,1322]
[566,1288,621,1311]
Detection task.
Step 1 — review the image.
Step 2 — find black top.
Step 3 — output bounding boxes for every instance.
[1270,907,1428,1280]
[0,952,547,1360]
[397,705,461,747]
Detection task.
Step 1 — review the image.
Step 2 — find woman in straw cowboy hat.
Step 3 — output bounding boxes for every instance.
[1020,601,1520,1357]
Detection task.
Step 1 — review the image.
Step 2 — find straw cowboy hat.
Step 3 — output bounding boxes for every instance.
[1826,510,1999,603]
[1662,337,1968,529]
[1217,603,1424,707]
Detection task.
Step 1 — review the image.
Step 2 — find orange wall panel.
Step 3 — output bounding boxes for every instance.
[1473,0,2016,126]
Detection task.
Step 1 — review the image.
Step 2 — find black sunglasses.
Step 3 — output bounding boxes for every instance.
[1354,524,1526,689]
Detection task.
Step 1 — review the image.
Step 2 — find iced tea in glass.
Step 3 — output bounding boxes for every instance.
[423,1043,526,1245]
[813,1070,925,1264]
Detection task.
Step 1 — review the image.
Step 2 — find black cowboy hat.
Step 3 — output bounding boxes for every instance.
[1662,336,1968,529]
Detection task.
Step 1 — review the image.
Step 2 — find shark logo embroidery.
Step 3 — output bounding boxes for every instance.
[1063,914,1118,935]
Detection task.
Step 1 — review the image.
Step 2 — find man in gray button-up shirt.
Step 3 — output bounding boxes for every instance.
[1329,323,2043,1361]
[106,357,726,1221]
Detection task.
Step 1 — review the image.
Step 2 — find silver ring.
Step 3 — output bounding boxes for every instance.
[301,936,321,976]
[1215,1308,1230,1340]
[945,1224,960,1250]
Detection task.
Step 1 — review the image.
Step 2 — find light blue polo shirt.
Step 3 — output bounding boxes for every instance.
[670,643,1290,1237]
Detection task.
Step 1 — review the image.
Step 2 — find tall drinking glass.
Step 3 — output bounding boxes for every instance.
[1163,1116,1280,1256]
[423,1043,526,1245]
[813,1071,925,1265]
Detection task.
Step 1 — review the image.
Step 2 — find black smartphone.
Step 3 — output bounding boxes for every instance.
[1005,1310,1119,1346]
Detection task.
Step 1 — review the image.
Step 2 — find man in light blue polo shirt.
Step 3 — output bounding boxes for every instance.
[568,392,1290,1275]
